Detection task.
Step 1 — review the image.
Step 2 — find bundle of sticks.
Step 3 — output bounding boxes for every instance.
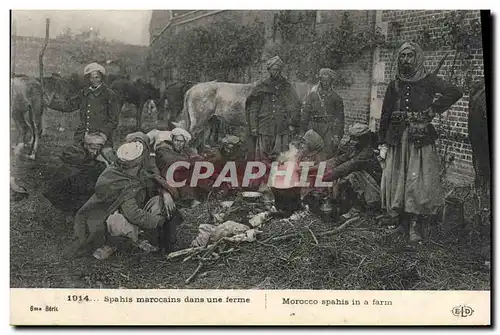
[167,238,239,284]
[167,215,363,284]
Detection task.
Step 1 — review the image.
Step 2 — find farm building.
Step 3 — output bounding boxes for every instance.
[148,10,487,179]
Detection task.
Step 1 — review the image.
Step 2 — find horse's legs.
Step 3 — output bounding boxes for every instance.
[40,112,47,136]
[208,117,221,146]
[136,101,144,130]
[12,109,28,156]
[22,104,37,160]
[30,106,43,160]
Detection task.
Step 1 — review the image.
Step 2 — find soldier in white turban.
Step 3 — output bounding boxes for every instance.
[154,127,204,208]
[43,130,110,224]
[49,62,120,164]
[67,136,182,259]
[378,41,462,244]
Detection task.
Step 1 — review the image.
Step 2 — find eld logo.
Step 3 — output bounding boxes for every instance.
[451,305,474,318]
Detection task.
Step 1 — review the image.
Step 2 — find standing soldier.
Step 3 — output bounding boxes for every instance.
[49,62,121,163]
[301,68,345,158]
[378,42,463,244]
[246,56,302,161]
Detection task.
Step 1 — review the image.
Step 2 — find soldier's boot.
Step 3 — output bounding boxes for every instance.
[408,215,423,244]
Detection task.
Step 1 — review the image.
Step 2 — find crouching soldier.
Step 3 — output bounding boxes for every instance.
[43,132,109,223]
[66,137,180,260]
[297,129,327,200]
[155,128,206,208]
[313,123,382,220]
[204,135,253,196]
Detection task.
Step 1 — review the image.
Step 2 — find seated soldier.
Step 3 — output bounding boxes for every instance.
[296,129,328,203]
[66,137,180,260]
[298,129,328,164]
[311,123,382,220]
[154,128,205,208]
[203,135,252,196]
[270,130,327,216]
[43,132,109,223]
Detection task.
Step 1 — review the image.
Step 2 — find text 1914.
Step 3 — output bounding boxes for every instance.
[67,295,90,302]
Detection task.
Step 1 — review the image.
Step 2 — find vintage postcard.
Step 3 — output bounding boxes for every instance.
[9,8,492,326]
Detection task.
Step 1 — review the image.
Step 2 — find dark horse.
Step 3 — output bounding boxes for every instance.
[110,78,162,130]
[161,80,196,122]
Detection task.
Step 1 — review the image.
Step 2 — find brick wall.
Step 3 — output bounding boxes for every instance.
[336,54,374,129]
[375,10,484,177]
[149,10,171,43]
[311,11,376,136]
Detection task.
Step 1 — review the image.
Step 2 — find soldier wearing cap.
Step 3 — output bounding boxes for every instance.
[49,62,121,162]
[154,127,205,208]
[310,123,382,220]
[66,138,179,259]
[43,132,109,225]
[204,135,251,195]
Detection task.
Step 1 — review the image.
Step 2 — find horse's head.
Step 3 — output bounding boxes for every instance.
[161,80,196,123]
[140,81,162,118]
[42,74,79,103]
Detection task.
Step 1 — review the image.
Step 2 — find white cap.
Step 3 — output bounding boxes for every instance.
[116,142,144,162]
[84,62,106,76]
[171,127,192,143]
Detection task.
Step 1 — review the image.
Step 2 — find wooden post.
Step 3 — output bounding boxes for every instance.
[11,19,17,77]
[39,18,50,108]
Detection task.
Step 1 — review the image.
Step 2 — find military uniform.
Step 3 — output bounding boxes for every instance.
[379,42,463,243]
[246,76,301,160]
[50,83,120,148]
[301,85,344,157]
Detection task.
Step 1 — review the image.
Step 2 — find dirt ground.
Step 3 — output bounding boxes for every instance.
[10,109,491,290]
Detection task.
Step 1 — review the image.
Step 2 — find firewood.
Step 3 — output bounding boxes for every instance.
[167,245,212,259]
[262,216,361,243]
[182,249,203,263]
[185,262,203,284]
[317,216,362,237]
[308,228,319,245]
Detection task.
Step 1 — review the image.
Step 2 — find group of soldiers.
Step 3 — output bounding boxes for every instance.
[40,39,464,260]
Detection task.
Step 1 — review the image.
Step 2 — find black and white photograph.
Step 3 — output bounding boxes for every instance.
[8,7,492,325]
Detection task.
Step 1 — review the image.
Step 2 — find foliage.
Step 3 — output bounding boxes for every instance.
[417,11,483,93]
[273,11,388,84]
[416,11,483,178]
[148,19,266,82]
[148,12,386,85]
